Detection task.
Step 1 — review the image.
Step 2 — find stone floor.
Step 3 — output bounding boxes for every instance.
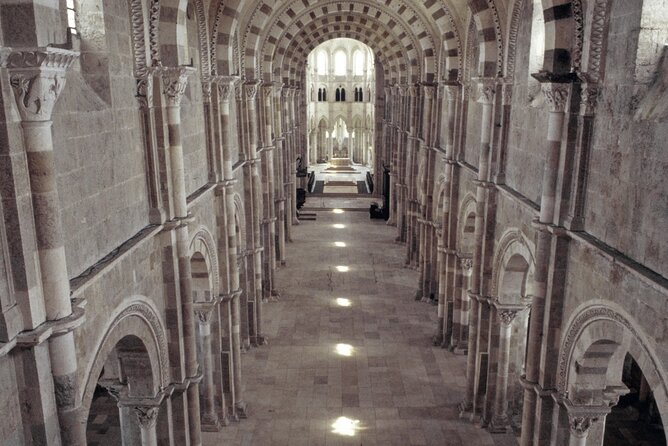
[203,199,519,445]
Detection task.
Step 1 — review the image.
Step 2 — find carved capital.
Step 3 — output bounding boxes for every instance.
[568,415,594,438]
[244,82,259,101]
[502,83,513,106]
[542,82,571,113]
[475,78,497,105]
[580,83,600,116]
[422,84,436,100]
[213,75,238,103]
[136,74,154,109]
[194,306,214,324]
[160,66,195,107]
[444,85,459,102]
[2,48,79,121]
[498,309,519,326]
[133,405,160,430]
[460,257,473,271]
[201,81,212,103]
[408,86,418,98]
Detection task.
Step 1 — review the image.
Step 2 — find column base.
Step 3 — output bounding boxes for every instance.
[235,401,249,419]
[458,401,474,419]
[252,335,268,347]
[201,414,222,432]
[453,345,468,355]
[488,416,511,434]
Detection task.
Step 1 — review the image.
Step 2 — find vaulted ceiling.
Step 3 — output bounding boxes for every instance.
[207,0,506,86]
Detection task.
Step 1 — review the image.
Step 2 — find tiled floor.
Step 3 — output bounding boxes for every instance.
[204,201,519,445]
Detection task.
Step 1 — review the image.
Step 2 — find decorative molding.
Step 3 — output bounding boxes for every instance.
[148,0,161,64]
[129,0,149,78]
[587,0,610,83]
[571,0,585,72]
[460,257,473,271]
[160,66,195,107]
[504,0,524,80]
[542,83,570,113]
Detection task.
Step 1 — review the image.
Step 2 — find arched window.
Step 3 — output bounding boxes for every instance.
[359,88,363,102]
[335,88,341,102]
[318,88,323,102]
[317,51,328,75]
[341,88,346,102]
[323,88,327,101]
[334,50,347,75]
[354,88,359,102]
[353,50,364,76]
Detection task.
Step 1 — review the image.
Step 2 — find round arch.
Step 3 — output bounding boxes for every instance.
[457,194,477,256]
[558,303,668,422]
[490,228,536,302]
[80,298,169,413]
[188,225,220,300]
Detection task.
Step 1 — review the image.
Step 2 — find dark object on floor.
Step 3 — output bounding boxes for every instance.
[296,188,306,209]
[370,202,388,220]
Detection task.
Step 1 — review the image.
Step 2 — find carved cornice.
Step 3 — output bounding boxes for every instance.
[542,83,571,113]
[2,47,79,121]
[160,66,196,107]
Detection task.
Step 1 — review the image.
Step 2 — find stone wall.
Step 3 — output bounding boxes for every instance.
[53,0,149,278]
[585,0,668,277]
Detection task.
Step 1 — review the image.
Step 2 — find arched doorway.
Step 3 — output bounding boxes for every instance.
[83,305,168,446]
[555,306,668,445]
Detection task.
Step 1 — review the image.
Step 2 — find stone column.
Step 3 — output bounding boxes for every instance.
[4,47,89,445]
[461,79,496,417]
[243,82,265,346]
[520,81,571,446]
[194,305,219,430]
[282,88,295,243]
[489,305,524,432]
[565,83,599,231]
[160,66,202,445]
[214,76,246,417]
[261,84,278,300]
[272,86,287,265]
